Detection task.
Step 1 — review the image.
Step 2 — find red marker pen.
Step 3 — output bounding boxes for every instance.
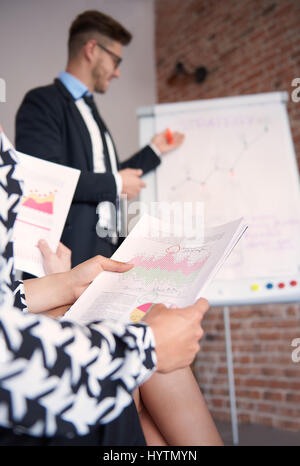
[165,128,174,144]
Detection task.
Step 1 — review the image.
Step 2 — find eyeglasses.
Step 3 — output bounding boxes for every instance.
[96,42,122,69]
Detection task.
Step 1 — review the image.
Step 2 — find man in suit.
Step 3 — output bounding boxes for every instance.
[16,10,184,267]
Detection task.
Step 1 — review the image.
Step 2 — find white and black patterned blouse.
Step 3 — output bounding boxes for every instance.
[0,133,156,439]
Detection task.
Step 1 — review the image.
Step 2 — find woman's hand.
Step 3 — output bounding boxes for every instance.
[143,298,209,373]
[69,255,134,302]
[23,254,133,314]
[42,257,133,318]
[38,240,72,274]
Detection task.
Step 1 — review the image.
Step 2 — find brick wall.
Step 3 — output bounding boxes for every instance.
[197,303,300,431]
[155,0,300,431]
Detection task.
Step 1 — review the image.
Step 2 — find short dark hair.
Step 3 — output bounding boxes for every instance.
[68,10,132,58]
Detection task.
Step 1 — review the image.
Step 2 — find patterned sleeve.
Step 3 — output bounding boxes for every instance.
[0,305,156,438]
[11,280,28,312]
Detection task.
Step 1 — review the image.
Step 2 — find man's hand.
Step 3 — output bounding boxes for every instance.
[38,240,72,274]
[69,255,134,302]
[151,129,185,155]
[119,168,146,199]
[143,298,209,373]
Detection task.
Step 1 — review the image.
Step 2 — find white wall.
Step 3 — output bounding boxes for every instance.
[0,0,156,160]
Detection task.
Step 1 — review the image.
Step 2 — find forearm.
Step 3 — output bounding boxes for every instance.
[23,272,74,313]
[73,171,117,203]
[120,145,161,175]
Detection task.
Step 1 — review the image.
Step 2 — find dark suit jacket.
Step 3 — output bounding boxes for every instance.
[15,79,161,266]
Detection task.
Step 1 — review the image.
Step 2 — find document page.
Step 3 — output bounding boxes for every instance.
[0,131,80,277]
[63,215,247,325]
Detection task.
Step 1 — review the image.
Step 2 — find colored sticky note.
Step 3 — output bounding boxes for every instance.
[251,284,260,291]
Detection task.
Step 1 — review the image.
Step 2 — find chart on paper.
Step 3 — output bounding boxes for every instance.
[69,238,213,324]
[118,243,210,296]
[22,188,56,215]
[11,146,80,277]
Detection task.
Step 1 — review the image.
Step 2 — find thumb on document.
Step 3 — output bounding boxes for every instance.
[97,256,134,273]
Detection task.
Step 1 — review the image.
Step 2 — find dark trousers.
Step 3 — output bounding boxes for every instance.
[0,401,146,446]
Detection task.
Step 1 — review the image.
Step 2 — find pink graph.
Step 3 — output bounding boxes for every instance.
[22,190,56,215]
[129,247,208,276]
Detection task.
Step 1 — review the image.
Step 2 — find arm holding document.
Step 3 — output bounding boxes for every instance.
[21,243,222,445]
[22,255,133,314]
[22,253,209,373]
[21,249,223,445]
